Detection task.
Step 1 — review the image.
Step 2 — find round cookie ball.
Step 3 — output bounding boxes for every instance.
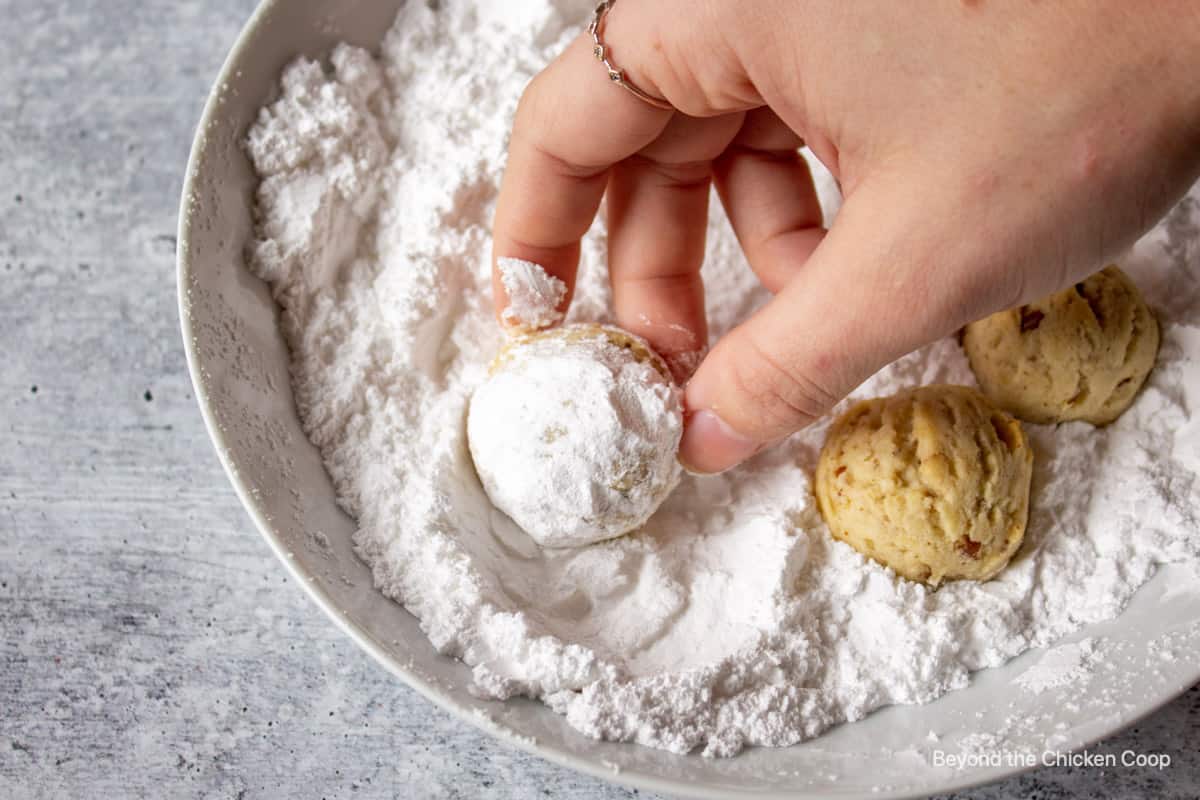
[468,324,683,548]
[962,265,1159,425]
[815,385,1033,586]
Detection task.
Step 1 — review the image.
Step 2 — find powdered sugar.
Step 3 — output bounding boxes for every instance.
[245,0,1200,758]
[1014,638,1100,693]
[497,258,567,330]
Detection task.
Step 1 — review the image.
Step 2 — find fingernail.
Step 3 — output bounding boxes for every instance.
[677,409,761,475]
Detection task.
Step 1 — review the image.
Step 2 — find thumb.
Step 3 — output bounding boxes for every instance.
[678,177,1011,474]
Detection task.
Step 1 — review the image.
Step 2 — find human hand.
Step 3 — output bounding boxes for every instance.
[491,0,1200,474]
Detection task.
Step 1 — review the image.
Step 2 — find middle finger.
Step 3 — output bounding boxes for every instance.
[606,112,745,381]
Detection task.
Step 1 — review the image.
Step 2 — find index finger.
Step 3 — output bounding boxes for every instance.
[491,31,672,323]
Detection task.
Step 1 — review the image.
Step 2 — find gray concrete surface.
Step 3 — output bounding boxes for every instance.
[0,1,1196,798]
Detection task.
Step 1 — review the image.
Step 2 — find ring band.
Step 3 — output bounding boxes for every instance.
[587,1,674,111]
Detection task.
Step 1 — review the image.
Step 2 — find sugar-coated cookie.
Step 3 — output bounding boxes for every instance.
[468,324,682,548]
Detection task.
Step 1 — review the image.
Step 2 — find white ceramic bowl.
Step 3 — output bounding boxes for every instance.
[178,2,1200,796]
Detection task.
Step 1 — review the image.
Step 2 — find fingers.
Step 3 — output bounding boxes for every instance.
[491,0,762,326]
[607,113,744,380]
[491,33,672,323]
[713,109,827,293]
[678,174,1006,474]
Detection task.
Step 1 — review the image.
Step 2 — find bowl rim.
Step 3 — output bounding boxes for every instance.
[176,2,1200,797]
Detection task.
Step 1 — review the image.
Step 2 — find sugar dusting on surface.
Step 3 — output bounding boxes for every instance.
[244,0,1200,758]
[1014,638,1100,694]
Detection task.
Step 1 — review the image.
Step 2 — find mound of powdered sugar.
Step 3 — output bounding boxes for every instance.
[245,0,1200,757]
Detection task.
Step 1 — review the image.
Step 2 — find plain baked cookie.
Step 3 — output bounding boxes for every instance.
[962,265,1159,425]
[815,385,1033,586]
[468,324,682,548]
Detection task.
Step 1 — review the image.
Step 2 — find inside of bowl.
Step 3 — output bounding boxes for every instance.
[178,1,1200,796]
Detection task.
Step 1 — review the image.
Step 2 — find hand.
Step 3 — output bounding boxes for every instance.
[491,0,1200,473]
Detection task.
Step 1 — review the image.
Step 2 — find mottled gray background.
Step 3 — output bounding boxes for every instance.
[0,1,1196,798]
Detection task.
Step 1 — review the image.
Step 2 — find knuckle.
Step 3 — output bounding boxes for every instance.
[997,265,1030,315]
[533,141,605,180]
[726,333,839,434]
[647,45,712,117]
[641,1,758,116]
[628,155,712,190]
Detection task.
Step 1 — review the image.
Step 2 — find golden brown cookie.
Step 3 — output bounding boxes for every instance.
[962,265,1159,425]
[490,323,671,380]
[815,385,1033,586]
